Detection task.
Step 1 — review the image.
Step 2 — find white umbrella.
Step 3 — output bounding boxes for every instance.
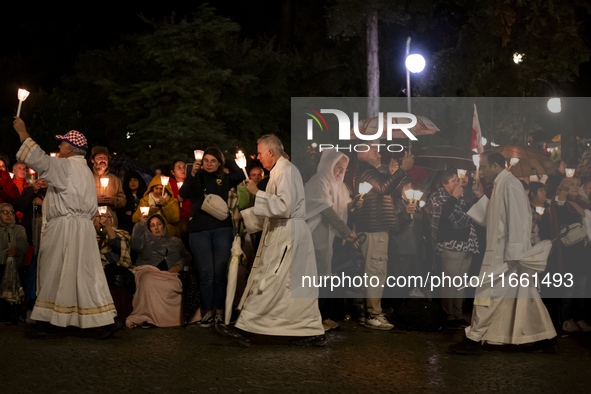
[225,235,243,325]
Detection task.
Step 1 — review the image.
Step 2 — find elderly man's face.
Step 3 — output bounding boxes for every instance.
[58,141,73,158]
[13,164,26,180]
[249,168,264,184]
[257,143,276,171]
[1,206,14,225]
[92,153,109,171]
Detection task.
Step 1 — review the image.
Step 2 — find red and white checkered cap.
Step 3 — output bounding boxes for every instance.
[54,130,88,149]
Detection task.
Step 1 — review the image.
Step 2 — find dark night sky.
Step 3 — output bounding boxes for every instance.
[2,3,591,120]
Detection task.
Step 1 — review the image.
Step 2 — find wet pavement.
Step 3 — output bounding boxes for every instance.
[1,320,590,393]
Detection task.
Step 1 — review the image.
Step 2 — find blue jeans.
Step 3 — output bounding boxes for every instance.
[189,227,233,312]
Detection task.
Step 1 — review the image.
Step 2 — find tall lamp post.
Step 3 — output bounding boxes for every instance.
[405,37,425,153]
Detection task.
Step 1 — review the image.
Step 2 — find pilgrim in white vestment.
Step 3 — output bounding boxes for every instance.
[236,156,324,336]
[466,169,556,344]
[18,138,116,328]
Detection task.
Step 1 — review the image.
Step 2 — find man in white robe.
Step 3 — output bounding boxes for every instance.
[449,151,557,355]
[13,117,121,338]
[227,135,325,347]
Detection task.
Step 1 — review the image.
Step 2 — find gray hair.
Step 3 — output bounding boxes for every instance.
[257,135,284,156]
[72,145,87,157]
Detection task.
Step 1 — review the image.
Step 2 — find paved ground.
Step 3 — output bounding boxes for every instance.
[2,320,590,394]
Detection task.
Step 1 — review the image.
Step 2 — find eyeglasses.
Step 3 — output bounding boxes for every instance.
[1,211,14,215]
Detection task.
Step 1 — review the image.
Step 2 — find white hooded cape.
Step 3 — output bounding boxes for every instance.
[305,149,351,276]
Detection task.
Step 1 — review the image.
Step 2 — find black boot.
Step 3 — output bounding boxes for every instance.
[99,317,123,340]
[449,336,483,355]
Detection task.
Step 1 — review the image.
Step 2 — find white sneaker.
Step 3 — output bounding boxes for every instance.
[364,314,394,330]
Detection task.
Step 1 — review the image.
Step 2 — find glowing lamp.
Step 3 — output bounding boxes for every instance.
[100,177,109,188]
[194,150,204,160]
[140,207,150,216]
[405,54,426,73]
[50,153,57,157]
[160,176,169,186]
[98,206,107,215]
[535,207,545,215]
[547,98,561,114]
[16,88,30,117]
[566,168,575,178]
[9,172,14,179]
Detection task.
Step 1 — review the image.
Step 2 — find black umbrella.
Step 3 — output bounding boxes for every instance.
[413,146,476,171]
[108,154,154,186]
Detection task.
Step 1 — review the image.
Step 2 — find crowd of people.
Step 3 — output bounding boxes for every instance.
[2,116,591,353]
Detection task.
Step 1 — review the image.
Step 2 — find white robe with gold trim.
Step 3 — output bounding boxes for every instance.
[18,138,116,328]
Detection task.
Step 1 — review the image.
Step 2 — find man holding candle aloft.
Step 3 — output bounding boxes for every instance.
[91,146,126,227]
[353,145,413,330]
[12,117,121,339]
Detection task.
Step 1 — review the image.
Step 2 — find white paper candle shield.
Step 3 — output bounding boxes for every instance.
[16,88,30,117]
[359,182,372,196]
[235,151,248,177]
[98,206,107,215]
[100,177,109,188]
[140,207,150,216]
[194,150,204,160]
[160,176,169,186]
[566,168,575,178]
[535,207,545,215]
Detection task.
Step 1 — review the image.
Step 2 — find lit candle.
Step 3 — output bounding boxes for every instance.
[359,182,373,196]
[140,206,150,216]
[50,153,57,157]
[535,207,545,215]
[509,158,519,168]
[235,150,248,178]
[177,182,183,189]
[29,168,37,181]
[565,168,575,178]
[100,177,109,188]
[457,169,467,179]
[160,176,169,186]
[98,206,107,215]
[9,172,14,179]
[16,88,30,117]
[419,200,425,208]
[194,150,204,160]
[413,190,424,201]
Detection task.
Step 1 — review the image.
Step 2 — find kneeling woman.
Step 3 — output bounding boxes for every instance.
[127,214,199,328]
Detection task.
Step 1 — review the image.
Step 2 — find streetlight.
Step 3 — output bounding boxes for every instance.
[405,36,425,154]
[547,97,561,113]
